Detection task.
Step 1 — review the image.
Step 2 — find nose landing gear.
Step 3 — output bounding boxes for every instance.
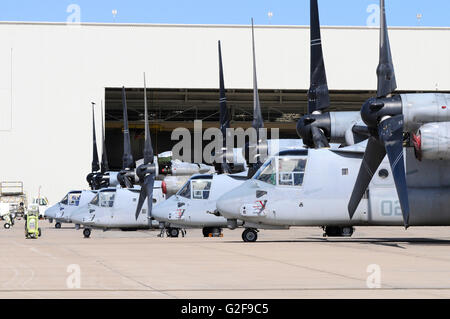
[323,226,354,237]
[202,227,223,238]
[83,228,91,238]
[242,228,258,242]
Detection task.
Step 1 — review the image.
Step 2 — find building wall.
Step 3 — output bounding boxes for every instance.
[0,22,449,203]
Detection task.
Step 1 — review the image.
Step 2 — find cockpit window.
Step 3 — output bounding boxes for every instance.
[90,191,116,207]
[68,193,81,206]
[191,180,211,200]
[254,159,276,185]
[278,158,307,186]
[177,181,191,199]
[90,194,99,206]
[60,194,68,205]
[253,157,307,187]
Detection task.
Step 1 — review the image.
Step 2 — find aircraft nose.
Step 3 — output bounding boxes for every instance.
[70,208,89,225]
[151,201,170,222]
[44,207,55,218]
[217,187,248,220]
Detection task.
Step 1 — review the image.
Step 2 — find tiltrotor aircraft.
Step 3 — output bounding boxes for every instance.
[152,30,316,237]
[45,102,116,228]
[70,75,163,237]
[217,0,450,242]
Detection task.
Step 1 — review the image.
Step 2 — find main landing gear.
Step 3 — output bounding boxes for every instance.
[55,222,61,229]
[322,226,354,238]
[162,227,185,238]
[83,228,91,238]
[202,227,223,238]
[242,228,258,242]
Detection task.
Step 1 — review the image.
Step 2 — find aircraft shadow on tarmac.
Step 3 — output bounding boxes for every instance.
[223,237,450,247]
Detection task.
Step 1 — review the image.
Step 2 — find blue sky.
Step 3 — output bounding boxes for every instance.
[0,0,449,27]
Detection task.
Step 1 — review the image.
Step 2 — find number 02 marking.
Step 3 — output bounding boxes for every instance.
[381,200,401,216]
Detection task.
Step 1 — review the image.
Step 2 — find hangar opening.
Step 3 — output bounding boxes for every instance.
[103,87,425,170]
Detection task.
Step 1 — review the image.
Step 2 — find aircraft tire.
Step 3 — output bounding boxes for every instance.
[202,227,211,237]
[4,223,11,229]
[242,228,258,242]
[324,226,354,237]
[341,227,354,237]
[83,228,91,238]
[55,222,61,229]
[48,218,53,223]
[38,228,42,237]
[168,228,179,238]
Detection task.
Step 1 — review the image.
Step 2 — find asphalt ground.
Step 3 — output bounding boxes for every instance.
[1,220,450,299]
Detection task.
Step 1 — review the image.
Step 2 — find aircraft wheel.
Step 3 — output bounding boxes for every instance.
[38,228,42,237]
[242,228,258,242]
[48,218,53,223]
[324,226,354,237]
[168,228,179,238]
[202,227,211,237]
[75,224,80,230]
[83,228,91,238]
[341,227,354,237]
[210,227,222,237]
[55,222,61,229]
[4,223,11,229]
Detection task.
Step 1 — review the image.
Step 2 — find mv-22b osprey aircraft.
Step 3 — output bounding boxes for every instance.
[217,0,450,242]
[152,13,368,239]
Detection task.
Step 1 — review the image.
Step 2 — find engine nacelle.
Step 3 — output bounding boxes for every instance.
[296,111,362,147]
[402,93,450,132]
[162,176,190,197]
[329,111,362,142]
[413,122,450,161]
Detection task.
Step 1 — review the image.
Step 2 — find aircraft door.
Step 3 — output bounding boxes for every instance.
[98,190,116,219]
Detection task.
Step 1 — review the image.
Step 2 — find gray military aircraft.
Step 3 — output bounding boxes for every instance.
[151,37,302,238]
[217,0,450,242]
[45,101,118,228]
[45,190,98,228]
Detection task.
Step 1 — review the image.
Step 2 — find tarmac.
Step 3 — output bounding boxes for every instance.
[1,220,450,299]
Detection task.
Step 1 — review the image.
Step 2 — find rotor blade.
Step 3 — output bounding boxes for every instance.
[221,162,232,174]
[251,18,264,131]
[135,174,155,220]
[311,126,330,148]
[91,103,100,172]
[124,174,133,189]
[218,41,232,172]
[122,87,135,170]
[348,137,386,218]
[101,100,109,173]
[376,0,397,97]
[218,41,230,137]
[135,183,147,220]
[308,0,330,114]
[143,73,154,165]
[352,125,370,137]
[379,115,409,228]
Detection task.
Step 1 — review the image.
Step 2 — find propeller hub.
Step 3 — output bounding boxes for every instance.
[361,95,403,133]
[296,112,331,148]
[117,169,135,188]
[136,163,157,181]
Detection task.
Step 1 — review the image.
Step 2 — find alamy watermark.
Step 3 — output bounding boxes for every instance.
[66,4,81,26]
[171,120,279,164]
[66,264,81,289]
[366,264,381,288]
[366,3,380,26]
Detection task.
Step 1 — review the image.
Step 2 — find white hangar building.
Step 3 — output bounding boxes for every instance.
[0,21,449,203]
